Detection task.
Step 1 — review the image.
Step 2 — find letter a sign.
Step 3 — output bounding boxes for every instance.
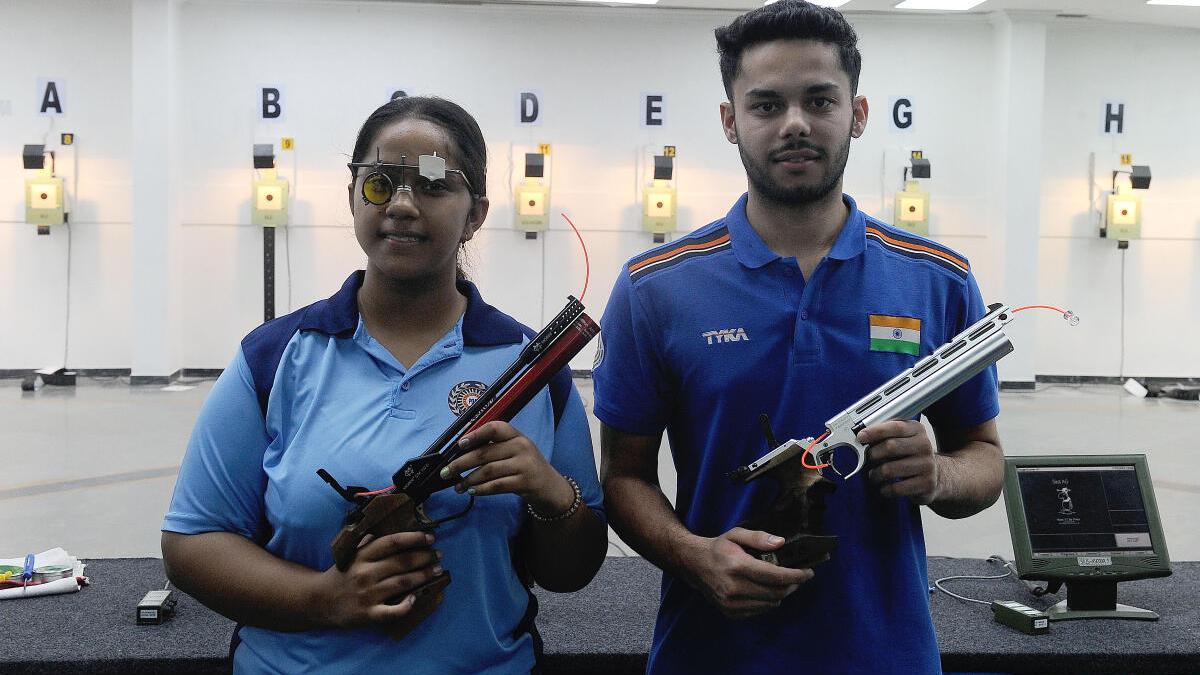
[38,78,65,116]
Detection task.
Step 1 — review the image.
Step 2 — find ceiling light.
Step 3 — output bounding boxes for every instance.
[765,0,850,5]
[1146,0,1200,6]
[894,0,987,10]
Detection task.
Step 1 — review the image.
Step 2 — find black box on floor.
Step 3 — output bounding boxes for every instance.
[136,590,176,625]
[38,368,76,386]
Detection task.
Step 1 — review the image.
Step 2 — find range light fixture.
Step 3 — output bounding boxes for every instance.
[643,148,678,243]
[516,148,551,239]
[895,0,987,10]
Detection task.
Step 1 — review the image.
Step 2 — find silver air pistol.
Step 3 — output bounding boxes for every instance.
[734,302,1016,483]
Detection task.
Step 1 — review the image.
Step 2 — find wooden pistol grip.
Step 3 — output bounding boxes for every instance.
[329,493,450,641]
[383,573,451,640]
[740,466,839,570]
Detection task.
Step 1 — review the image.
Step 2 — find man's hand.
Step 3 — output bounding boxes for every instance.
[683,527,814,619]
[859,420,940,504]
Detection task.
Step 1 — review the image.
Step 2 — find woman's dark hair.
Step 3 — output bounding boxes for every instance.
[715,0,862,101]
[350,96,487,280]
[350,96,487,199]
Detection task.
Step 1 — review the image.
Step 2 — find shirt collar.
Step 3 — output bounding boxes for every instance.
[726,192,867,268]
[300,271,524,346]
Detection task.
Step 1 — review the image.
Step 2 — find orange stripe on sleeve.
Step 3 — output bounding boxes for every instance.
[866,227,968,271]
[628,234,731,275]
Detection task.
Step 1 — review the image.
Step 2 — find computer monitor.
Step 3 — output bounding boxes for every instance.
[1002,454,1171,621]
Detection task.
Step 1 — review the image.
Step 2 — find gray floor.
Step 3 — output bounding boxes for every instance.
[2,377,1197,562]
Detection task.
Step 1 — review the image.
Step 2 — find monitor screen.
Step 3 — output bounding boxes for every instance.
[1016,465,1154,556]
[1002,454,1172,621]
[1003,454,1170,583]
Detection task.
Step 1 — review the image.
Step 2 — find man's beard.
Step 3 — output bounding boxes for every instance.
[738,131,852,207]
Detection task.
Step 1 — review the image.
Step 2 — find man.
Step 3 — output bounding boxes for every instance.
[593,2,1004,673]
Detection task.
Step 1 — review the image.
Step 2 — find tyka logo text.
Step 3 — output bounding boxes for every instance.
[702,328,749,345]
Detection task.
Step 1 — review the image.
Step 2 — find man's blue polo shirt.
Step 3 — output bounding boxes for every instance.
[593,194,998,675]
[163,271,603,675]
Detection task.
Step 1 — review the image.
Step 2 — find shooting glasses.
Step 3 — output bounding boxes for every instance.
[348,151,474,206]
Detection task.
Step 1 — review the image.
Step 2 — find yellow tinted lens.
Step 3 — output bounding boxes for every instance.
[362,173,392,205]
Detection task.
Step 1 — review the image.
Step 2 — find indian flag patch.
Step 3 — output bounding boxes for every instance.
[869,314,921,355]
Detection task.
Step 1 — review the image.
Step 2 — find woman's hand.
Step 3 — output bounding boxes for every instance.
[442,421,575,517]
[318,531,443,628]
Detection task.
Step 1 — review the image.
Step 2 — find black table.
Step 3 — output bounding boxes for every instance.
[2,557,1197,674]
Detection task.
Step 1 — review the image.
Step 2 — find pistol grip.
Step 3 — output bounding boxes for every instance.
[747,533,838,569]
[331,493,429,571]
[329,492,450,641]
[384,572,452,641]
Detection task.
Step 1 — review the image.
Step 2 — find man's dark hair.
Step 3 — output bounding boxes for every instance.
[715,0,862,100]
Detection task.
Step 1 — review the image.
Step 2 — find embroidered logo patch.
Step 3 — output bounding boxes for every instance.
[448,380,488,415]
[702,328,749,345]
[869,315,921,355]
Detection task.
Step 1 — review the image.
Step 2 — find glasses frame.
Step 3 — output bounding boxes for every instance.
[347,151,475,207]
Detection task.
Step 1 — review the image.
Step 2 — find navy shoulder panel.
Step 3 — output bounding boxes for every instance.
[549,366,573,427]
[239,310,309,418]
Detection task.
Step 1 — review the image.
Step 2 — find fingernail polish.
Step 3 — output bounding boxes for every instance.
[439,467,450,480]
[459,437,470,448]
[467,487,477,496]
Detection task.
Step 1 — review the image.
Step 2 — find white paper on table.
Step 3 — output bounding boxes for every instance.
[0,575,81,600]
[0,547,86,601]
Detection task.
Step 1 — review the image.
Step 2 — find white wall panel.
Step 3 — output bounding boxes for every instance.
[0,0,133,369]
[0,2,1195,377]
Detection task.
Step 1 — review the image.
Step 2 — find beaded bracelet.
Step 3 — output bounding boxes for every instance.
[527,476,582,522]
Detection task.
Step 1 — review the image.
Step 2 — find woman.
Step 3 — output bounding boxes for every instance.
[162,96,607,674]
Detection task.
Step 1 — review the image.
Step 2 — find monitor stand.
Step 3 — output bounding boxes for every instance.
[1045,580,1159,621]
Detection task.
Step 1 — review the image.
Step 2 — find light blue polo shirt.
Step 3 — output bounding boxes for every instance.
[163,271,603,675]
[593,194,998,675]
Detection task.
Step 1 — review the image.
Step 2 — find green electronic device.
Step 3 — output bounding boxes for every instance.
[515,150,549,236]
[25,171,66,227]
[1002,454,1171,622]
[893,180,929,236]
[252,168,289,227]
[643,152,677,241]
[1105,186,1141,240]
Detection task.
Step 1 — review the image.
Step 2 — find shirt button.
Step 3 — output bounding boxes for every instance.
[401,381,411,391]
[800,311,809,320]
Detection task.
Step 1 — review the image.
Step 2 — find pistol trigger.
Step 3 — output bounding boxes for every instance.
[415,504,435,529]
[838,451,867,480]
